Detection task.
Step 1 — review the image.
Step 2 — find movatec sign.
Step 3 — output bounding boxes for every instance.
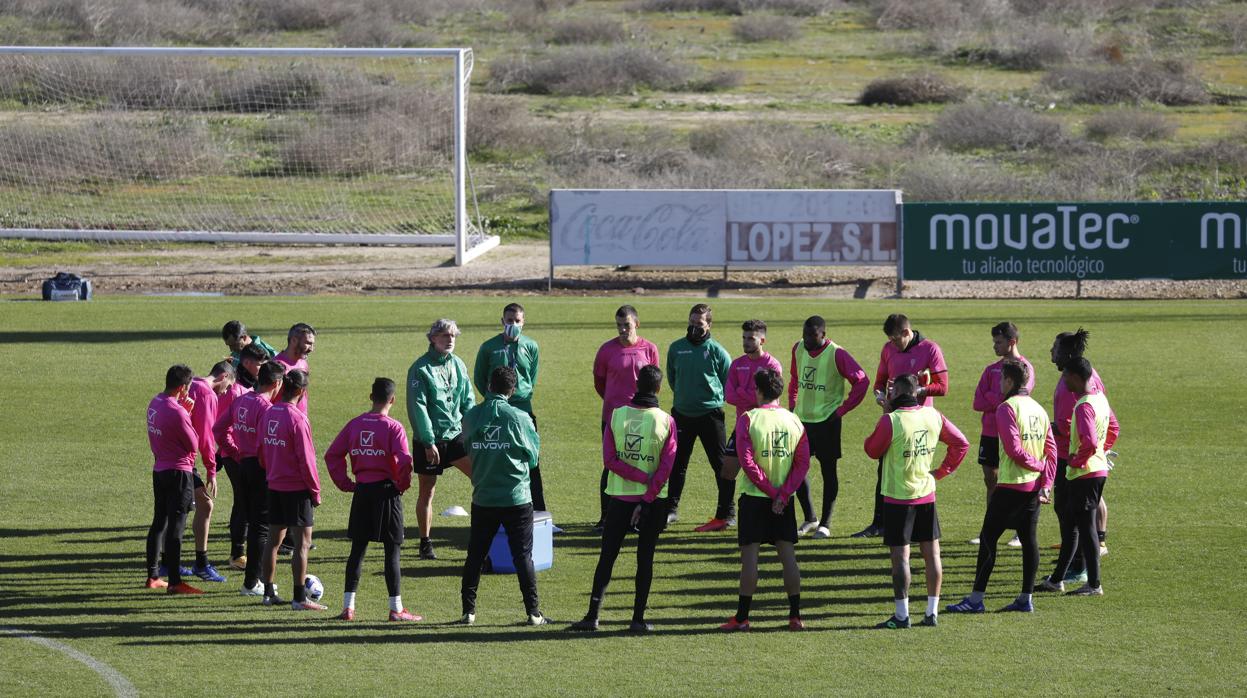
[549,189,900,267]
[902,202,1247,280]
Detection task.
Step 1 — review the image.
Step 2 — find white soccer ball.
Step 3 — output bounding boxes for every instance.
[304,574,324,601]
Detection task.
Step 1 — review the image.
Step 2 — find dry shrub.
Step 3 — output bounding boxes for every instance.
[1042,61,1210,105]
[636,0,837,15]
[277,113,451,176]
[0,118,223,185]
[334,14,433,47]
[548,17,628,44]
[859,73,966,106]
[249,0,354,31]
[897,153,1078,201]
[732,15,801,42]
[1083,109,1176,141]
[487,46,739,95]
[947,24,1095,70]
[466,96,541,155]
[928,102,1067,151]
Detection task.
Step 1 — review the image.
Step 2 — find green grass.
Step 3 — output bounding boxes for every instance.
[0,296,1244,694]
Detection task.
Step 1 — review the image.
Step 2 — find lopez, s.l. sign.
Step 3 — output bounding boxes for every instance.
[550,189,900,267]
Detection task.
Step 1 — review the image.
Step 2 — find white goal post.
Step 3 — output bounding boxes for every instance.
[0,46,500,265]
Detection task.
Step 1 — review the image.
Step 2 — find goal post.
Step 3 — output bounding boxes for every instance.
[0,46,500,265]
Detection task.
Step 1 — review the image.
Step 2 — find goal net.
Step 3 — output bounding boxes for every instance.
[0,47,498,265]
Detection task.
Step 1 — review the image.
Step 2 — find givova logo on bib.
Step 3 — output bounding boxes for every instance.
[1023,415,1044,441]
[473,424,510,451]
[761,429,790,458]
[800,365,825,391]
[904,429,936,458]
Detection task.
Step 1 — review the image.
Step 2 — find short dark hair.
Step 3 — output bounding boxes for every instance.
[637,364,663,394]
[883,314,910,336]
[222,320,246,341]
[690,303,712,323]
[288,322,315,341]
[239,344,268,363]
[804,315,826,332]
[1063,356,1094,382]
[489,366,518,395]
[281,369,308,401]
[165,364,194,392]
[892,373,919,397]
[1056,328,1090,358]
[992,322,1019,341]
[210,360,236,379]
[257,362,286,389]
[503,302,524,316]
[754,368,784,402]
[616,304,638,322]
[371,377,396,403]
[741,319,767,335]
[1001,358,1029,392]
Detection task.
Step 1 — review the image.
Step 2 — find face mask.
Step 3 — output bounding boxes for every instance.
[504,323,522,340]
[687,325,709,343]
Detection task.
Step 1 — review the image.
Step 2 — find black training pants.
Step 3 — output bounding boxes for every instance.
[973,487,1040,594]
[1051,475,1104,588]
[667,408,734,520]
[239,457,270,588]
[592,497,669,622]
[220,454,248,557]
[461,502,539,617]
[146,469,193,584]
[345,539,402,597]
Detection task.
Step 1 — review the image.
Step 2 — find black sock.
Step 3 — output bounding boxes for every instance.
[1098,530,1106,543]
[264,582,275,597]
[788,593,801,619]
[587,595,603,621]
[195,551,208,568]
[293,580,306,603]
[736,595,752,622]
[231,543,244,559]
[421,536,431,546]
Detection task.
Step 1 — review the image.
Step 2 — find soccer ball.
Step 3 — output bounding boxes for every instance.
[304,574,324,601]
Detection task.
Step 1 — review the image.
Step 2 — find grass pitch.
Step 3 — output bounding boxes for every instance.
[0,296,1243,695]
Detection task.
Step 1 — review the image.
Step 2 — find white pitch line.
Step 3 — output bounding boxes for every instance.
[1,627,137,698]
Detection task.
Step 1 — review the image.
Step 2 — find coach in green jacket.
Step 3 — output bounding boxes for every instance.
[473,302,547,511]
[457,366,547,626]
[406,318,475,561]
[665,303,734,529]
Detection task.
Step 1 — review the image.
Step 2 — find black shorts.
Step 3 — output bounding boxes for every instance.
[193,470,206,489]
[153,469,195,515]
[1062,475,1105,515]
[268,489,314,528]
[803,414,842,462]
[412,432,468,476]
[724,431,737,457]
[348,480,405,544]
[737,494,798,546]
[882,501,941,546]
[978,435,1000,469]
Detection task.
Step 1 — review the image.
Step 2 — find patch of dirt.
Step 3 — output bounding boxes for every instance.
[2,241,1244,299]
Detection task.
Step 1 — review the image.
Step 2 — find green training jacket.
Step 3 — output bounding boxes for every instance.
[473,333,540,414]
[406,347,475,445]
[462,394,540,508]
[666,336,731,417]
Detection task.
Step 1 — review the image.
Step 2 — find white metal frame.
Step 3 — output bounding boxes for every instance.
[0,46,500,265]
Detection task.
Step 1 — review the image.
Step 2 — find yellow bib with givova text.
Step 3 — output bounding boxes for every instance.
[794,341,847,423]
[1067,392,1110,480]
[998,395,1049,486]
[881,407,944,501]
[739,407,805,498]
[606,405,671,498]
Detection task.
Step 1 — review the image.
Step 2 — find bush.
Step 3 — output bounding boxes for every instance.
[277,112,449,177]
[1084,109,1176,141]
[1042,61,1210,105]
[732,15,801,42]
[859,72,966,106]
[548,17,628,44]
[0,118,223,186]
[249,0,354,31]
[897,152,1077,201]
[334,13,432,47]
[487,46,740,95]
[635,0,837,15]
[947,24,1094,70]
[871,0,967,30]
[928,102,1067,151]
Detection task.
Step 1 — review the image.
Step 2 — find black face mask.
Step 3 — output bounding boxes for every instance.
[687,325,709,344]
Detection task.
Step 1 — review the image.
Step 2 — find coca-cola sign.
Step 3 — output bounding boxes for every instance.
[550,189,900,267]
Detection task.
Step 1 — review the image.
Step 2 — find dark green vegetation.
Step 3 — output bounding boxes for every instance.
[0,296,1243,694]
